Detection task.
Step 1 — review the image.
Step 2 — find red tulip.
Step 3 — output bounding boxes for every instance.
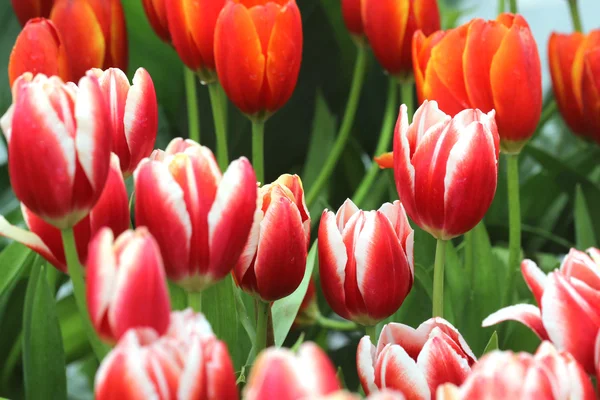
[0,154,129,273]
[362,0,440,79]
[10,0,55,26]
[436,342,595,400]
[50,0,128,82]
[341,0,364,37]
[95,309,238,400]
[90,67,158,176]
[8,18,69,87]
[134,138,257,291]
[0,72,111,229]
[214,0,303,118]
[392,101,499,240]
[244,342,341,400]
[319,199,414,326]
[357,318,476,399]
[549,30,600,143]
[233,174,310,302]
[142,0,170,43]
[413,14,541,153]
[483,248,600,373]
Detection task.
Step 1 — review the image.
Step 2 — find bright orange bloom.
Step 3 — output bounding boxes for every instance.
[8,18,69,86]
[549,30,600,143]
[142,0,170,43]
[362,0,440,79]
[50,0,128,82]
[214,0,303,119]
[413,14,542,154]
[10,0,55,26]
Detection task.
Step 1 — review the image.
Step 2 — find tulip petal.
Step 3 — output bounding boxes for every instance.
[357,336,378,395]
[412,30,447,105]
[482,304,549,340]
[377,201,414,272]
[560,248,600,291]
[521,259,547,306]
[376,344,431,399]
[393,105,419,225]
[336,199,360,232]
[177,336,205,400]
[187,0,226,72]
[244,349,307,400]
[297,343,341,395]
[341,212,369,320]
[582,48,600,143]
[166,0,204,71]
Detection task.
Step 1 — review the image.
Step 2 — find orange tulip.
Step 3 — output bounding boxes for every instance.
[50,0,128,82]
[142,0,170,43]
[214,0,303,119]
[8,18,69,87]
[362,0,440,79]
[413,14,542,154]
[10,0,55,26]
[549,30,600,143]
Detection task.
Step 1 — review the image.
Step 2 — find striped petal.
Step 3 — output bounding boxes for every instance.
[482,304,549,340]
[521,259,547,306]
[375,344,431,399]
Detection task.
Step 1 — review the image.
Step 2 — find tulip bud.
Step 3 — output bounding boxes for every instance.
[244,342,341,400]
[392,101,499,240]
[341,0,364,37]
[90,67,158,176]
[134,138,257,291]
[214,0,303,119]
[357,318,476,398]
[233,174,310,302]
[362,0,440,79]
[413,14,541,153]
[10,0,55,26]
[319,199,414,326]
[50,0,128,82]
[95,309,239,400]
[142,0,170,43]
[8,18,69,87]
[1,72,111,229]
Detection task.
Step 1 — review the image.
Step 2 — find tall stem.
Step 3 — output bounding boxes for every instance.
[208,83,229,170]
[365,325,377,345]
[254,301,270,357]
[187,291,202,313]
[184,67,200,143]
[497,0,505,14]
[503,154,522,306]
[568,0,583,32]
[61,228,108,360]
[252,121,265,184]
[509,0,517,13]
[305,45,368,207]
[432,239,447,318]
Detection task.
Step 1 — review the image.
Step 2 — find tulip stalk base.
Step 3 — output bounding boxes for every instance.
[254,300,270,358]
[184,67,200,143]
[252,121,265,184]
[208,83,229,170]
[503,154,522,307]
[317,315,358,331]
[568,0,583,32]
[365,325,377,345]
[432,239,447,318]
[187,291,202,313]
[61,228,109,361]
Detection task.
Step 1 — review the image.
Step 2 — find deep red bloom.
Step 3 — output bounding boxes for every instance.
[142,0,170,42]
[10,0,55,26]
[341,0,364,36]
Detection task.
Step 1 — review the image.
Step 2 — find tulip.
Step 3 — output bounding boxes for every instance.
[413,14,541,153]
[8,18,69,87]
[319,199,414,326]
[244,342,341,400]
[142,0,170,43]
[436,342,595,400]
[0,153,130,273]
[95,309,239,400]
[50,0,128,82]
[357,318,476,399]
[10,0,55,26]
[90,67,158,176]
[214,0,303,118]
[0,72,111,229]
[483,248,600,373]
[548,30,600,143]
[233,174,309,302]
[134,138,257,291]
[362,0,440,79]
[341,0,364,37]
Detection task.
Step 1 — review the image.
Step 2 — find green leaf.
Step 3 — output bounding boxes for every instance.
[0,243,33,297]
[22,264,67,400]
[167,280,188,311]
[574,184,598,250]
[272,240,318,346]
[481,331,498,355]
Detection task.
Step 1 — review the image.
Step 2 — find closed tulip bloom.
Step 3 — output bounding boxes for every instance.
[8,18,69,87]
[393,101,499,240]
[50,0,128,82]
[87,227,171,343]
[357,318,476,399]
[142,0,170,43]
[436,342,595,400]
[95,309,238,400]
[413,14,541,153]
[362,0,440,79]
[483,248,600,373]
[233,174,310,302]
[319,199,414,326]
[549,30,600,143]
[10,0,55,26]
[134,138,257,291]
[244,342,341,400]
[214,0,303,119]
[0,72,111,229]
[90,67,158,176]
[341,0,364,37]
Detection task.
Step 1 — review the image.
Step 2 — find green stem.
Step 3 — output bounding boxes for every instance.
[306,45,368,207]
[568,0,583,32]
[365,325,377,344]
[352,78,400,206]
[61,229,109,361]
[432,239,447,318]
[187,291,202,313]
[509,0,517,13]
[184,67,200,143]
[497,0,505,14]
[503,154,522,306]
[317,315,359,331]
[254,301,270,357]
[252,120,265,184]
[208,82,229,170]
